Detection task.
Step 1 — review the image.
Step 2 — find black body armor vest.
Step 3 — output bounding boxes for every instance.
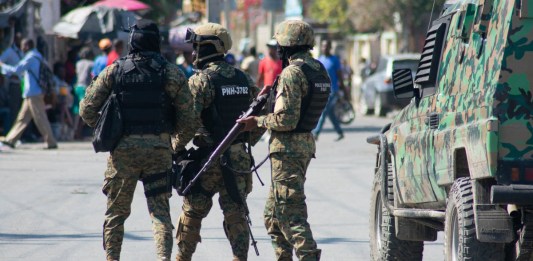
[115,55,175,135]
[291,61,331,132]
[201,68,251,143]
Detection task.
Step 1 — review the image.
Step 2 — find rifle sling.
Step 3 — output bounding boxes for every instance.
[221,150,244,205]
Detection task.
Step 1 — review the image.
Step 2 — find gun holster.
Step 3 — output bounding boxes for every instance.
[172,147,210,196]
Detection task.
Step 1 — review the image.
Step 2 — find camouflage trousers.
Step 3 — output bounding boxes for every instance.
[264,152,321,261]
[102,146,173,261]
[176,143,252,261]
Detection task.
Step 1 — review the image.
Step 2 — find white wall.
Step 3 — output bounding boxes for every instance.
[34,0,61,35]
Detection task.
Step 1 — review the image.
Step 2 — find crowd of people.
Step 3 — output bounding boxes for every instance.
[0,26,354,150]
[0,34,128,148]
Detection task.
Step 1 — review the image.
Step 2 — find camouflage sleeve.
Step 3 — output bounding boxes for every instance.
[189,72,214,116]
[245,73,267,145]
[181,72,214,147]
[79,64,116,127]
[256,65,307,131]
[165,64,199,152]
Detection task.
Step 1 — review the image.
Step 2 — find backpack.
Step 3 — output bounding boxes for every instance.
[28,55,56,105]
[37,57,55,94]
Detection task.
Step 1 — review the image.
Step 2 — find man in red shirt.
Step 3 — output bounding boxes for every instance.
[256,39,282,88]
[106,39,124,66]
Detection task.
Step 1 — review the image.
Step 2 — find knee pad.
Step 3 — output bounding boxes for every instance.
[176,214,202,243]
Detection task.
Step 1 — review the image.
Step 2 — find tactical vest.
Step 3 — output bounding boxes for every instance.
[115,55,175,135]
[201,68,251,143]
[291,61,331,132]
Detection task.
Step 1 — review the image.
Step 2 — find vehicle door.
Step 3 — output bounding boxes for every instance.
[392,12,455,205]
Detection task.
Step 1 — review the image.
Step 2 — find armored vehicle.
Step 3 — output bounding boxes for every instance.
[367,0,533,260]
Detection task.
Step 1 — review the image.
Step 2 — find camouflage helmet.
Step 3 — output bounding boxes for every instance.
[188,23,232,54]
[273,20,314,47]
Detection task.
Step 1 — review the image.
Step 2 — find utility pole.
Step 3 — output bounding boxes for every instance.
[268,11,274,37]
[223,0,231,31]
[206,0,221,23]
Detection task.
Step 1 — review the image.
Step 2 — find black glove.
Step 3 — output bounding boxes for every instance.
[171,149,188,191]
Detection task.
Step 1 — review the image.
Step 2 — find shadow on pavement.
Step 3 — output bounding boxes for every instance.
[319,125,382,133]
[0,232,151,241]
[316,237,369,244]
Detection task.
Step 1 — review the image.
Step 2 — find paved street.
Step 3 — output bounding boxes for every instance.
[0,115,444,260]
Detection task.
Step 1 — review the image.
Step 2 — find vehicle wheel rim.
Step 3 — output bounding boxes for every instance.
[375,193,383,250]
[451,210,459,261]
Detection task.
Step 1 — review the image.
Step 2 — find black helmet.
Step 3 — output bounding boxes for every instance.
[129,19,160,53]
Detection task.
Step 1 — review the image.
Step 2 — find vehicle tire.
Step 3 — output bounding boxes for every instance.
[359,93,373,115]
[444,177,505,261]
[374,92,387,117]
[334,99,355,124]
[369,167,424,260]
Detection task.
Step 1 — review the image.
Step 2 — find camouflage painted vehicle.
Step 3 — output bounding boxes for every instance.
[367,0,533,260]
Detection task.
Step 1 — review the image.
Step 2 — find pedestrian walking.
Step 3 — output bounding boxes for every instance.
[238,20,327,261]
[0,81,10,135]
[73,46,94,139]
[312,40,346,141]
[0,38,58,149]
[79,19,197,261]
[0,30,24,129]
[91,38,112,78]
[106,39,124,66]
[173,22,262,261]
[256,39,282,88]
[240,46,259,82]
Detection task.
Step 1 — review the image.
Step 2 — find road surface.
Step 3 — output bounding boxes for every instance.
[0,115,444,260]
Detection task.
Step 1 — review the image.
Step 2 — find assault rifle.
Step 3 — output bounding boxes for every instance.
[182,78,278,256]
[181,92,270,194]
[181,93,270,256]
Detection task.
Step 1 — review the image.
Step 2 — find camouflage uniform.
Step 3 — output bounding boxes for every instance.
[255,20,322,261]
[80,55,197,261]
[173,60,261,261]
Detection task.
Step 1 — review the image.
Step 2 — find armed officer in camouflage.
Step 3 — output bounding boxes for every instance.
[79,20,197,261]
[173,23,262,261]
[238,20,329,261]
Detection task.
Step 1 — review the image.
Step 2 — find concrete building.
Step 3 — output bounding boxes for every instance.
[345,31,399,99]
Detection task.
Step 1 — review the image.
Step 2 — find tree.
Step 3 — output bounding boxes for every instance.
[310,0,354,34]
[349,0,446,52]
[310,0,445,51]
